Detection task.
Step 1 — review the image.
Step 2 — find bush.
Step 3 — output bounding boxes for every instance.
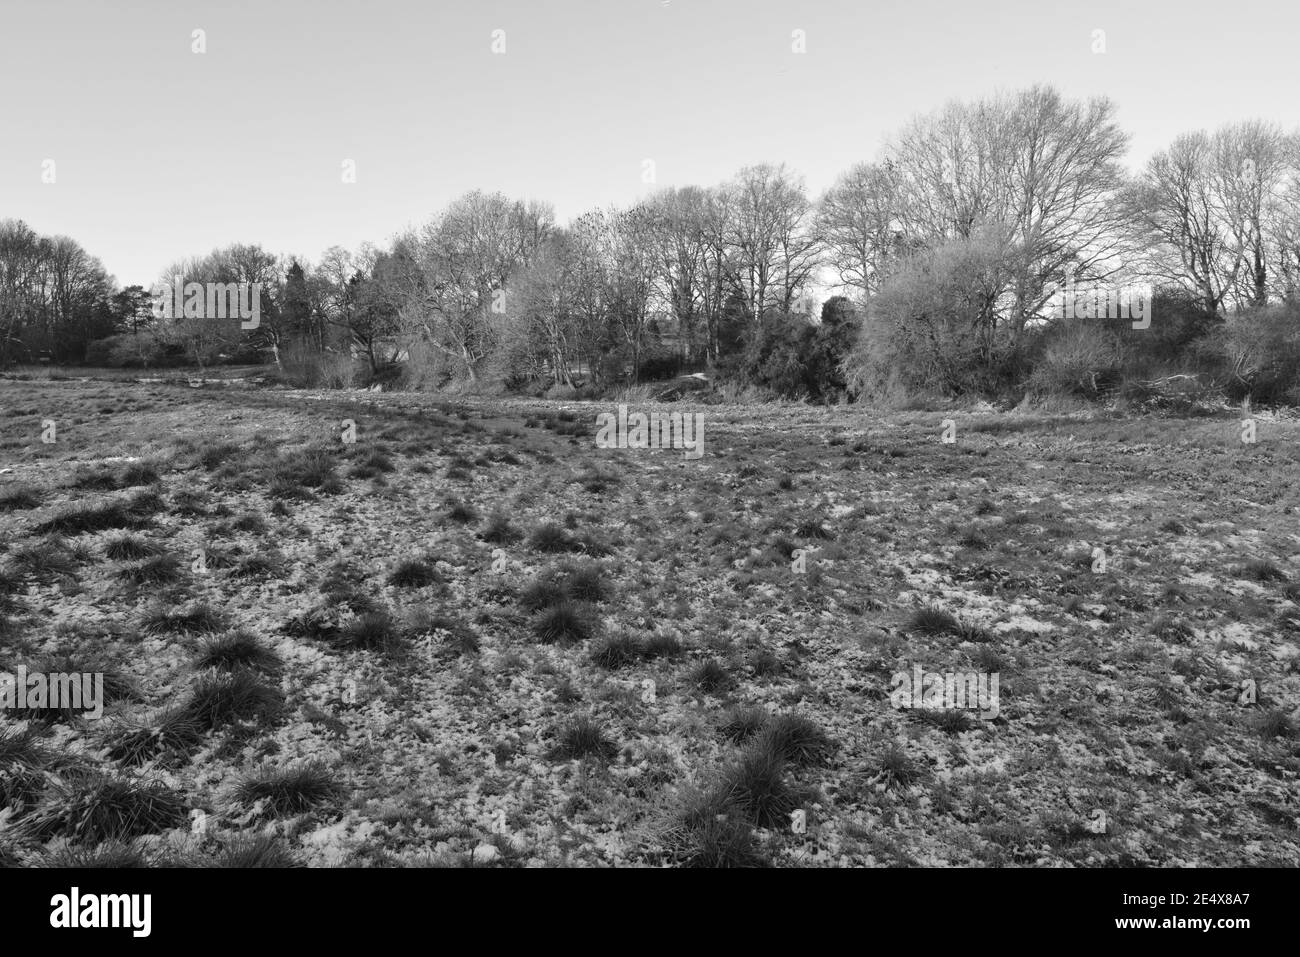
[84,331,171,369]
[1026,320,1123,399]
[846,226,1026,401]
[279,340,357,389]
[1200,301,1300,405]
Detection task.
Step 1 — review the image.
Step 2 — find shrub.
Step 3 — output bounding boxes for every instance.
[1200,301,1300,405]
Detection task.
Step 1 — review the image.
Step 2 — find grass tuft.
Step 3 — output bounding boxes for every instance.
[233,763,344,816]
[532,602,594,645]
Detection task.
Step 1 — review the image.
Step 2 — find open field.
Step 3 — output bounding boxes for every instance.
[2,377,1299,867]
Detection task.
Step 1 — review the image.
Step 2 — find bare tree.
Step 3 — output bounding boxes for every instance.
[1128,122,1300,314]
[724,164,821,321]
[817,162,903,299]
[885,86,1131,338]
[406,191,554,384]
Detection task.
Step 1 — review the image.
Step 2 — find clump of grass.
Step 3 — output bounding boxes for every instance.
[106,670,275,762]
[956,620,994,643]
[532,602,594,645]
[519,577,569,613]
[407,608,481,655]
[169,488,210,517]
[719,705,770,743]
[529,522,577,553]
[590,632,642,669]
[916,708,973,735]
[267,475,313,500]
[0,727,66,814]
[339,611,405,651]
[574,468,617,493]
[574,530,613,557]
[753,714,833,767]
[445,500,478,524]
[1237,558,1287,583]
[103,532,159,561]
[716,745,803,829]
[210,835,304,868]
[437,620,481,656]
[231,511,268,533]
[689,658,732,694]
[43,839,154,868]
[0,570,24,614]
[767,535,799,561]
[233,763,344,816]
[124,488,165,517]
[8,539,78,581]
[320,582,381,616]
[479,512,522,544]
[349,448,395,478]
[643,632,685,659]
[549,715,617,761]
[562,562,608,603]
[69,465,121,491]
[197,441,242,471]
[0,485,41,512]
[1256,708,1295,740]
[32,491,159,536]
[658,789,768,868]
[142,601,227,635]
[388,559,441,588]
[282,606,341,644]
[13,654,136,723]
[102,717,192,767]
[117,553,184,585]
[194,630,282,674]
[269,448,337,493]
[908,604,961,637]
[174,667,284,734]
[18,774,189,844]
[794,520,833,541]
[117,460,161,488]
[748,647,784,677]
[875,742,924,788]
[230,554,279,579]
[1153,616,1195,644]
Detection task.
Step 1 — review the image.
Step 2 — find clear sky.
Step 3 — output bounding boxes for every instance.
[2,0,1296,287]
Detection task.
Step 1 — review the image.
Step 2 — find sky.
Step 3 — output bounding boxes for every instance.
[1,0,1297,288]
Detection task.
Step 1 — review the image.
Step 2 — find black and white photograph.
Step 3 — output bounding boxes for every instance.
[0,0,1293,937]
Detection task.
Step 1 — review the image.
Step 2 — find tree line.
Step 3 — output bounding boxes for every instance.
[5,84,1300,406]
